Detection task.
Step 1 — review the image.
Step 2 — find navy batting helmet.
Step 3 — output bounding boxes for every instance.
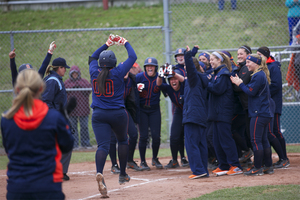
[174,48,186,63]
[144,57,158,71]
[167,69,181,84]
[99,50,117,68]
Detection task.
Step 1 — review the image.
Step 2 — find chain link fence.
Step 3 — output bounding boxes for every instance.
[0,27,170,148]
[0,0,299,147]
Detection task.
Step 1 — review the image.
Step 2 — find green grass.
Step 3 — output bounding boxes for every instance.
[190,185,300,200]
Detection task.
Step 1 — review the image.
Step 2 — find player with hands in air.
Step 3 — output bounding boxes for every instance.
[9,41,56,87]
[157,63,188,169]
[89,34,137,198]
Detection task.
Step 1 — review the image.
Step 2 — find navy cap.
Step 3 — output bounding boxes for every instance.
[18,63,33,72]
[52,57,70,68]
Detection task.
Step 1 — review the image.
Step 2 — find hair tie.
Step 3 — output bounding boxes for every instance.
[212,52,224,62]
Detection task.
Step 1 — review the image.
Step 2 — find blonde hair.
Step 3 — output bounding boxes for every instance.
[2,70,45,119]
[45,65,60,75]
[212,51,232,72]
[250,54,271,84]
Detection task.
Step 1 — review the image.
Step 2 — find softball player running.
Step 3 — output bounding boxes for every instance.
[231,54,275,176]
[136,57,162,170]
[89,34,137,197]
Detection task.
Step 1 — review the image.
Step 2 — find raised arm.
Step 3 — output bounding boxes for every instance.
[9,48,17,87]
[38,41,56,78]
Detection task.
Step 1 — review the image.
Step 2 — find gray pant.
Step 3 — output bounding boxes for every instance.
[61,150,72,174]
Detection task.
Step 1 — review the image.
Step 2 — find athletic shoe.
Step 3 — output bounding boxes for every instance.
[127,161,143,171]
[111,164,120,174]
[188,173,207,179]
[274,159,290,168]
[239,149,253,163]
[227,166,243,176]
[240,158,253,168]
[63,173,70,181]
[244,167,264,176]
[181,157,190,167]
[263,166,274,174]
[212,167,228,176]
[119,174,130,185]
[164,160,180,169]
[96,173,108,198]
[140,161,151,171]
[152,158,163,169]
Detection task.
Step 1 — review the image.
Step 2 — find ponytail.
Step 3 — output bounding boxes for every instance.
[2,70,45,119]
[97,68,111,95]
[45,65,59,75]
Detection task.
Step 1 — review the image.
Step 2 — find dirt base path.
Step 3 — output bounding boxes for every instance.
[1,153,300,200]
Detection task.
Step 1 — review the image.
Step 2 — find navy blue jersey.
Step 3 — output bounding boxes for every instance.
[89,43,137,110]
[136,72,161,107]
[160,82,184,110]
[239,70,275,118]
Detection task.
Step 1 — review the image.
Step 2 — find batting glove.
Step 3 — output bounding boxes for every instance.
[106,34,115,47]
[158,65,165,78]
[48,41,56,54]
[113,35,128,46]
[137,83,145,92]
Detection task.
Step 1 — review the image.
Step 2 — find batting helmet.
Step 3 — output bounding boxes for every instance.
[174,48,186,63]
[99,50,117,68]
[166,69,181,85]
[143,57,158,71]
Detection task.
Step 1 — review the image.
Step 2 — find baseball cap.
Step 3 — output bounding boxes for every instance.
[52,57,70,68]
[18,63,33,72]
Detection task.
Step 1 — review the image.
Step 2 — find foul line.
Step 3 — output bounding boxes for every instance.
[77,177,176,200]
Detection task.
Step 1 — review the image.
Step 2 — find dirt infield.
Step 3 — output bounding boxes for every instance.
[1,153,300,200]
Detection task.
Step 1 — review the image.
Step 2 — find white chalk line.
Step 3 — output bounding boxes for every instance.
[76,177,177,200]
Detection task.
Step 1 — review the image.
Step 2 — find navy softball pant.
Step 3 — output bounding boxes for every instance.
[138,106,161,162]
[250,116,272,168]
[184,123,208,176]
[110,112,139,162]
[92,108,128,176]
[213,121,241,170]
[170,107,185,161]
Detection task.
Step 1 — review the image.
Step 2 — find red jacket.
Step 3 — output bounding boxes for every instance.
[64,65,92,116]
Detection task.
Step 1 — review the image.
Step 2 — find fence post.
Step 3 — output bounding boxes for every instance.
[103,0,109,10]
[10,31,14,51]
[163,0,173,134]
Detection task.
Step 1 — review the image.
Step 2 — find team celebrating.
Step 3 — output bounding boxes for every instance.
[1,34,290,199]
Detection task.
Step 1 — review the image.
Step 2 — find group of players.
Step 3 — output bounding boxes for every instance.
[1,34,290,199]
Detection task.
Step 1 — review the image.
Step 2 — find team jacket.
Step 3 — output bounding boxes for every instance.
[124,73,140,124]
[267,57,282,114]
[239,71,275,118]
[207,65,234,123]
[42,70,67,110]
[89,43,137,110]
[1,99,74,193]
[182,50,207,127]
[64,65,92,116]
[232,61,253,110]
[136,71,161,108]
[10,52,52,86]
